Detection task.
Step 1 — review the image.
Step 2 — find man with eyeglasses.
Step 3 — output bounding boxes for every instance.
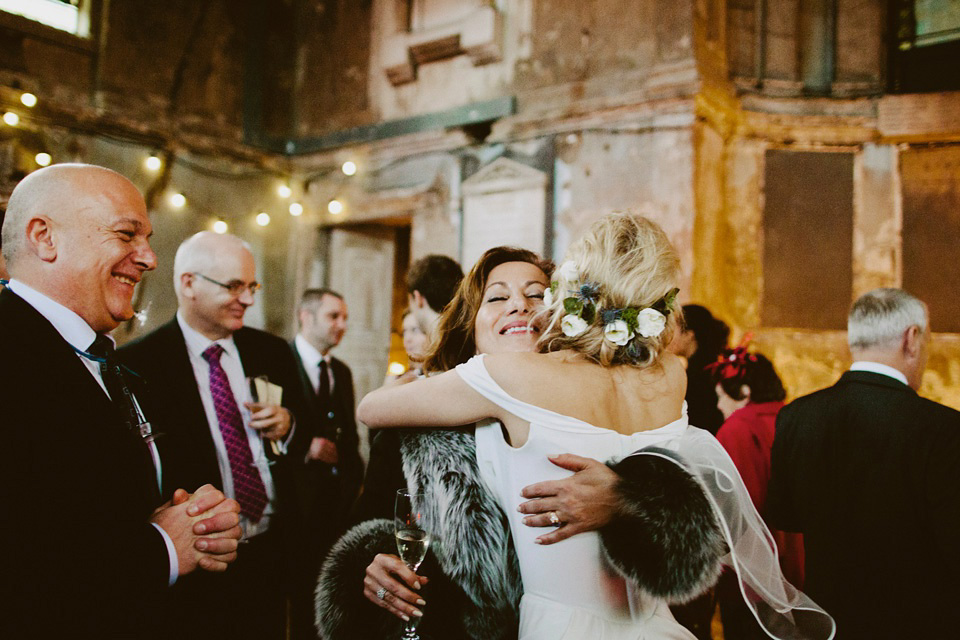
[120,231,312,640]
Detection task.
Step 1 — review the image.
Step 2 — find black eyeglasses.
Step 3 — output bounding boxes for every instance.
[192,272,262,296]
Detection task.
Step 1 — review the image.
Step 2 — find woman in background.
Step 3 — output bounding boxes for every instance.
[711,344,805,639]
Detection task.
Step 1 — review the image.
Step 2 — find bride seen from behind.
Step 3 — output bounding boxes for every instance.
[359,214,835,640]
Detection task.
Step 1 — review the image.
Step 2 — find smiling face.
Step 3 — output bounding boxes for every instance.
[55,172,157,332]
[473,261,549,355]
[180,238,257,340]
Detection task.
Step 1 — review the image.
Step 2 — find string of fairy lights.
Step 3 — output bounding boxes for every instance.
[2,90,358,233]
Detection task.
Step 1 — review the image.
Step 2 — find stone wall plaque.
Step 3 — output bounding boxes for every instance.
[878,91,960,137]
[461,157,547,268]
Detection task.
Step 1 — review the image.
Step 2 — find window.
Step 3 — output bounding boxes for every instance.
[889,0,960,92]
[0,0,88,37]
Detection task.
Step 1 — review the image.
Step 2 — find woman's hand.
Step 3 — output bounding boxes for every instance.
[363,553,429,622]
[518,453,620,544]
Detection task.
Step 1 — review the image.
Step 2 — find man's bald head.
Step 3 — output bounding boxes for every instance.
[2,164,135,271]
[173,232,253,298]
[174,231,258,340]
[1,163,156,332]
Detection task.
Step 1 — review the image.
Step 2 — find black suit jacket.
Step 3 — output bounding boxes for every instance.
[120,319,311,516]
[0,288,168,638]
[768,371,960,639]
[290,343,363,514]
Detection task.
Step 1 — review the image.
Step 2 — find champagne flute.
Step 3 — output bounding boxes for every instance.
[395,489,431,640]
[245,375,275,467]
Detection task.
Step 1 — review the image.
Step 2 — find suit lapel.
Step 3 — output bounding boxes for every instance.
[153,320,224,490]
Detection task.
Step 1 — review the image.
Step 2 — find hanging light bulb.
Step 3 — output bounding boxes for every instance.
[256,212,271,226]
[35,152,52,167]
[341,160,357,176]
[20,93,37,108]
[213,220,228,234]
[277,184,292,198]
[327,199,344,215]
[3,112,20,126]
[170,193,187,208]
[144,155,162,171]
[288,202,303,216]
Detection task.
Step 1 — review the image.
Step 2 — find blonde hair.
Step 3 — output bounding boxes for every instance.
[538,213,682,367]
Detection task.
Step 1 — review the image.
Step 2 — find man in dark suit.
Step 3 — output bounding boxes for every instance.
[768,288,960,639]
[289,287,362,638]
[0,164,241,638]
[120,231,311,640]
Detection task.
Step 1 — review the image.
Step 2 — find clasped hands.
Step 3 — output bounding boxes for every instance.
[150,484,242,575]
[364,453,620,620]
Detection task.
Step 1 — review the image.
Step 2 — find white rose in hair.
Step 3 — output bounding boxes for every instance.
[557,260,579,283]
[542,287,553,309]
[635,308,667,338]
[604,319,633,346]
[561,314,589,337]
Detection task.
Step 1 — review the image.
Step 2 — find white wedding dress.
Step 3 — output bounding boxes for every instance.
[458,354,836,640]
[460,354,696,640]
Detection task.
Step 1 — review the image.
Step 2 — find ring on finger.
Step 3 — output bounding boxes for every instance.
[548,511,561,526]
[376,587,387,600]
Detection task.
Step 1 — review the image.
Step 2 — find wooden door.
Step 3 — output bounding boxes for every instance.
[327,226,396,465]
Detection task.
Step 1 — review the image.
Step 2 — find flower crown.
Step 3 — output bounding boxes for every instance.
[705,333,756,381]
[545,260,679,360]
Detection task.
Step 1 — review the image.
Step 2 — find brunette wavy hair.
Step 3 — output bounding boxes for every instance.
[421,246,554,374]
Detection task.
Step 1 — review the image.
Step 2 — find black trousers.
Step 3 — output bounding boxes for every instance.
[160,529,287,640]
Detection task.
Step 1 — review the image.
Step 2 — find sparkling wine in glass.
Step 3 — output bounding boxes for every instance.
[395,489,431,640]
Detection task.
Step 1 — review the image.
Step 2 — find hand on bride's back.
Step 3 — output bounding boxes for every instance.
[518,453,620,545]
[364,553,430,622]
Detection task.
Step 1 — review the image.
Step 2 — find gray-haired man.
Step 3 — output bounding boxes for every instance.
[767,288,960,639]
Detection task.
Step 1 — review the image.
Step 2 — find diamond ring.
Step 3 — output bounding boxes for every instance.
[548,511,561,525]
[376,587,387,600]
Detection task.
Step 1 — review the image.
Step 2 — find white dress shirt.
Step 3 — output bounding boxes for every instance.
[849,361,909,386]
[294,333,335,394]
[176,312,277,539]
[7,279,178,585]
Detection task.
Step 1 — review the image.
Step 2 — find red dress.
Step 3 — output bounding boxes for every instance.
[716,401,804,586]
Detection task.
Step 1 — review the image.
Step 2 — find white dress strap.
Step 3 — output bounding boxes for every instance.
[455,354,591,430]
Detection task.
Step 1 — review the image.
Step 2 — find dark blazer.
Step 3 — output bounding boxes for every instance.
[768,371,960,639]
[0,288,168,638]
[120,319,311,508]
[119,319,313,639]
[290,344,363,515]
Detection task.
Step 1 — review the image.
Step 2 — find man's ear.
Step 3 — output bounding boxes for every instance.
[179,272,196,298]
[903,325,923,358]
[25,216,56,262]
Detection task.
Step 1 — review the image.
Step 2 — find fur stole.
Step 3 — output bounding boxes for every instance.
[602,447,725,603]
[315,429,522,640]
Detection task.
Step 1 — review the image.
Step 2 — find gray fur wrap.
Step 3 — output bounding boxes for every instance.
[399,429,522,637]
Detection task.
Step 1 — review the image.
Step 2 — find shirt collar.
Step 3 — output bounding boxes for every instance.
[7,278,103,351]
[849,361,909,386]
[176,310,239,362]
[295,333,328,368]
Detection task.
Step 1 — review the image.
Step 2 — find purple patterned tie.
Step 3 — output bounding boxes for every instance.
[202,344,267,522]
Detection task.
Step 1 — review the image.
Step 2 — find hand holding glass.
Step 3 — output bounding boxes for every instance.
[395,490,431,640]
